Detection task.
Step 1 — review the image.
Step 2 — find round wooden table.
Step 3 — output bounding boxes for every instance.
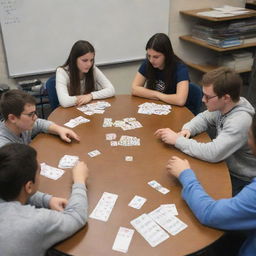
[31,95,232,256]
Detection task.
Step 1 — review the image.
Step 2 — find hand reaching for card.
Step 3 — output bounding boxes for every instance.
[72,161,89,185]
[166,156,191,178]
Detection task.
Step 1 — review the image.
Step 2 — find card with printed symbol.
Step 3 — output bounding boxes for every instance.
[148,207,187,236]
[161,204,178,216]
[130,213,169,247]
[128,195,146,209]
[106,133,117,140]
[148,180,170,194]
[89,192,118,222]
[40,163,65,180]
[88,150,101,158]
[125,156,133,161]
[112,227,134,253]
[58,155,79,168]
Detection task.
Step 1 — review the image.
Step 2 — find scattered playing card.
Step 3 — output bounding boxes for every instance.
[110,141,118,146]
[125,156,133,161]
[148,180,170,194]
[90,192,118,222]
[112,227,134,253]
[128,195,146,209]
[40,163,65,180]
[148,206,187,236]
[130,213,169,247]
[77,101,111,115]
[88,150,101,158]
[106,133,117,141]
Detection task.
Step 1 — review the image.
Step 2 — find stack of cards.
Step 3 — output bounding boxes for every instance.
[89,192,118,222]
[40,163,65,180]
[58,155,79,168]
[103,117,143,130]
[148,180,170,194]
[77,101,111,115]
[88,150,101,158]
[64,116,90,128]
[118,135,140,146]
[138,102,171,115]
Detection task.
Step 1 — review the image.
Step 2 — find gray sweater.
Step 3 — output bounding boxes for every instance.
[0,118,53,148]
[175,97,256,181]
[0,184,88,256]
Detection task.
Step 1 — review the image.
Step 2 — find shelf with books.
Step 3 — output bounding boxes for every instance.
[180,7,256,73]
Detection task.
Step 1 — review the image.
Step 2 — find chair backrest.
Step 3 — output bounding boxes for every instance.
[45,75,59,111]
[185,83,203,116]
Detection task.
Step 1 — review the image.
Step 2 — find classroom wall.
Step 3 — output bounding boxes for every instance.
[0,0,245,93]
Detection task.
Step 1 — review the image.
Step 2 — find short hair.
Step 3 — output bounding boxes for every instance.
[201,67,242,102]
[0,143,38,201]
[0,89,36,120]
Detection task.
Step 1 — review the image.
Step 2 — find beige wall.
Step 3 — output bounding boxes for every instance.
[0,0,245,92]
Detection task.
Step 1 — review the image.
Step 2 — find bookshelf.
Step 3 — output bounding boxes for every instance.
[179,8,256,73]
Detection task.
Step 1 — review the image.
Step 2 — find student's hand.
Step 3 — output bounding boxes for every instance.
[49,197,68,211]
[58,126,80,143]
[178,129,191,138]
[76,94,93,106]
[166,156,191,178]
[154,128,180,145]
[72,161,89,185]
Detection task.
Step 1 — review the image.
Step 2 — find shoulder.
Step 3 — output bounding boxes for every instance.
[138,59,147,75]
[56,67,69,78]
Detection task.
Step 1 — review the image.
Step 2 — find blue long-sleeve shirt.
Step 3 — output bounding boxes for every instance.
[179,169,256,256]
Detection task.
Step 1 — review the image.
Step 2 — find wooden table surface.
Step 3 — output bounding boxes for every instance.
[30,95,232,256]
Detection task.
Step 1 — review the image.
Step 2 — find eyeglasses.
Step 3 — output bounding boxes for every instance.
[202,93,218,102]
[21,110,38,118]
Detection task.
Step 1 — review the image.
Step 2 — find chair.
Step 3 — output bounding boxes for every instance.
[185,83,203,116]
[45,75,59,111]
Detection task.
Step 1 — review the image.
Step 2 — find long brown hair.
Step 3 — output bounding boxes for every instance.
[145,33,179,93]
[62,40,95,96]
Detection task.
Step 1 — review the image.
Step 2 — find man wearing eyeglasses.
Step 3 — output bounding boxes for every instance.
[155,67,256,195]
[0,89,80,148]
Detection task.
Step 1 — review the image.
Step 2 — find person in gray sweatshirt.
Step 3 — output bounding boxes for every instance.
[0,143,89,256]
[155,67,256,195]
[0,89,80,148]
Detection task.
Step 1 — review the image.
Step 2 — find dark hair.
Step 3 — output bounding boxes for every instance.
[62,40,95,96]
[252,114,256,143]
[0,90,36,120]
[0,143,38,201]
[145,33,179,92]
[201,67,241,102]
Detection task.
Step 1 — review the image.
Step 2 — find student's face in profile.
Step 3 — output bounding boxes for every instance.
[146,49,165,70]
[202,85,224,112]
[15,103,37,131]
[76,52,95,74]
[248,128,256,155]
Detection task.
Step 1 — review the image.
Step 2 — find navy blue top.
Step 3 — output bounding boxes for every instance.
[138,59,189,94]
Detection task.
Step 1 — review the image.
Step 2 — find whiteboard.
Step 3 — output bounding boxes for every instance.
[0,0,169,77]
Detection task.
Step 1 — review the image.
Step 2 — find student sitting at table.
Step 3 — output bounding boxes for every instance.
[166,114,256,256]
[0,89,80,148]
[155,67,256,195]
[131,33,189,107]
[56,40,115,108]
[0,143,89,256]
